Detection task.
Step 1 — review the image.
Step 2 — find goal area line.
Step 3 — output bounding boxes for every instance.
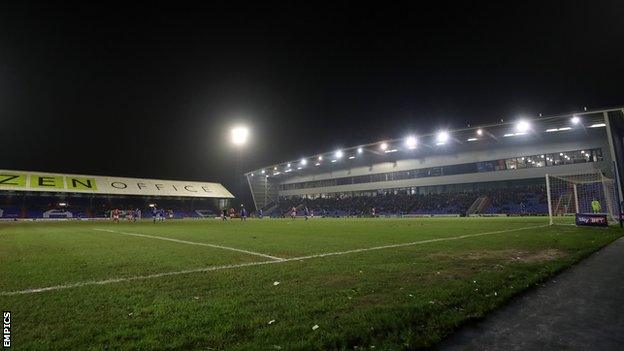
[1,224,547,296]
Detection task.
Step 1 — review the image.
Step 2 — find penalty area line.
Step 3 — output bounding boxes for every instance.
[1,224,547,296]
[92,228,284,261]
[289,224,549,260]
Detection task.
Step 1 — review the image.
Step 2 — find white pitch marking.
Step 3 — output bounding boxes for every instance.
[92,228,284,261]
[2,224,548,296]
[0,260,280,296]
[289,224,549,261]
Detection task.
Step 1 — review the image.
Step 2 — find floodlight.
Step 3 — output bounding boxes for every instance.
[571,116,580,124]
[405,136,417,149]
[357,147,363,154]
[380,143,388,151]
[515,120,530,133]
[335,150,343,158]
[231,126,249,146]
[300,158,307,166]
[287,163,291,168]
[250,173,254,177]
[318,156,323,161]
[476,129,483,136]
[436,131,449,144]
[261,170,266,174]
[273,166,277,170]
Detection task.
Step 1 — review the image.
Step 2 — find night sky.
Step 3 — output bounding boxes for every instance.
[1,2,623,203]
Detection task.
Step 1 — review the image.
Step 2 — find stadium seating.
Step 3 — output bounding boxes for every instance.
[268,185,548,217]
[0,184,548,219]
[0,194,219,220]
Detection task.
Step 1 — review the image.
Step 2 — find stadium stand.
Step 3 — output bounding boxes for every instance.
[247,108,624,219]
[264,184,548,217]
[0,193,221,220]
[0,171,233,220]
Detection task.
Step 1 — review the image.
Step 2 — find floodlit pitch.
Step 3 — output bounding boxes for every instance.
[1,217,622,349]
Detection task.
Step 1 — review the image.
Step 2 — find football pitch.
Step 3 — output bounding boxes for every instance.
[1,217,622,350]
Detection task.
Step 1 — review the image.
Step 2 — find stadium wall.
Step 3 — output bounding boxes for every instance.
[278,162,606,197]
[279,134,607,187]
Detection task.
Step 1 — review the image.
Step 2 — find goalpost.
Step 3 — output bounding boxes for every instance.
[546,170,620,225]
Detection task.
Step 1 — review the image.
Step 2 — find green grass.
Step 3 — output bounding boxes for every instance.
[0,217,621,350]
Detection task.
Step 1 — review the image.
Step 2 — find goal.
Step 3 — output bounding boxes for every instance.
[546,170,620,225]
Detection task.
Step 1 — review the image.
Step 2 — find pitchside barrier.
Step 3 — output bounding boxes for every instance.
[403,214,462,218]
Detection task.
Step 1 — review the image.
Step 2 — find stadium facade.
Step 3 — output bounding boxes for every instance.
[246,107,624,215]
[0,170,234,219]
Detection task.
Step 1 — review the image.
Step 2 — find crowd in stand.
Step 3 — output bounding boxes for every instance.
[1,185,548,219]
[0,195,218,219]
[269,185,547,217]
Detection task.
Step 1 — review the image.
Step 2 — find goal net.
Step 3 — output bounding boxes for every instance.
[546,170,620,225]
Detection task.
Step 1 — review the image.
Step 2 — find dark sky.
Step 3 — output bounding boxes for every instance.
[1,2,623,201]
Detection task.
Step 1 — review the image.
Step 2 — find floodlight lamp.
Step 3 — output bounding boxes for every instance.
[437,131,449,144]
[380,143,388,151]
[231,126,249,146]
[476,129,483,136]
[357,147,363,154]
[405,136,417,149]
[335,150,343,159]
[300,158,307,166]
[515,120,530,133]
[571,116,581,124]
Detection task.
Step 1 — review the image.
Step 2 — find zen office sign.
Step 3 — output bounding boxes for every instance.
[0,170,234,198]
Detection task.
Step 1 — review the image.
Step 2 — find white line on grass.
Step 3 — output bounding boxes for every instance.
[288,224,549,260]
[92,228,284,261]
[0,260,280,296]
[2,224,547,296]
